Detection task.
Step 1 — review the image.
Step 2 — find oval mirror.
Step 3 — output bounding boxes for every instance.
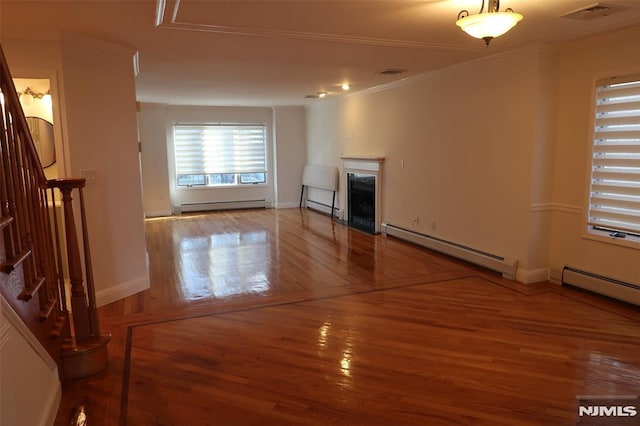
[26,117,55,168]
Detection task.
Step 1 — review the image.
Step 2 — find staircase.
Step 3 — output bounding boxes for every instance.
[0,43,109,380]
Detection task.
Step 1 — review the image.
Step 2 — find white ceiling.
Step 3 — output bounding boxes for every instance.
[2,0,640,107]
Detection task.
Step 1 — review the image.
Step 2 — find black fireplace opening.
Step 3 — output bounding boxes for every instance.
[347,173,375,234]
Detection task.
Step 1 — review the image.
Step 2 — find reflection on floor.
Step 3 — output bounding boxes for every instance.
[56,209,640,426]
[177,230,270,299]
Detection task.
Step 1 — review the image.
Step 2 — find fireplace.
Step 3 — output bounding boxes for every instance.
[347,173,376,233]
[341,156,384,234]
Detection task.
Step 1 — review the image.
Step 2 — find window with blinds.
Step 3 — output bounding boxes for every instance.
[173,124,267,187]
[588,75,640,239]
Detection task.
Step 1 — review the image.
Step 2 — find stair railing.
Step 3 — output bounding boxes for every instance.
[0,44,109,379]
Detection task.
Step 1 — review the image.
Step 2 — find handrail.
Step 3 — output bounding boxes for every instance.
[0,43,109,379]
[0,47,47,185]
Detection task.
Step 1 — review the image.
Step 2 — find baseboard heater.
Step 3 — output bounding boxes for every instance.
[381,222,518,280]
[178,199,267,213]
[306,199,338,217]
[557,265,640,306]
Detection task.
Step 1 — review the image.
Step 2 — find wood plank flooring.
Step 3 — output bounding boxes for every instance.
[54,208,640,425]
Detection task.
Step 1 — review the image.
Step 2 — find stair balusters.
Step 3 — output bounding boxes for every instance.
[0,44,109,379]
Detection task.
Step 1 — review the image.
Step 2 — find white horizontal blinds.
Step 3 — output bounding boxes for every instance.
[174,124,266,175]
[589,75,640,235]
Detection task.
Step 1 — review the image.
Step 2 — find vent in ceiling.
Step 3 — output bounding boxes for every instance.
[375,68,407,76]
[559,3,616,20]
[304,94,319,99]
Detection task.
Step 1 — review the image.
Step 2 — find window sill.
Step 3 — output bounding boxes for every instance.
[583,230,640,251]
[175,183,269,191]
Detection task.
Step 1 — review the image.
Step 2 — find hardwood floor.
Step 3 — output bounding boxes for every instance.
[55,208,640,425]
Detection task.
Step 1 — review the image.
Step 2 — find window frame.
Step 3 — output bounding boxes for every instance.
[172,123,268,189]
[585,73,640,249]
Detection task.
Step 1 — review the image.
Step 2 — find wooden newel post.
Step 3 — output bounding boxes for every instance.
[55,178,93,342]
[49,178,110,379]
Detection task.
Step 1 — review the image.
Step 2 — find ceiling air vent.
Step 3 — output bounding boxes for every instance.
[375,68,407,76]
[560,3,616,20]
[304,94,319,99]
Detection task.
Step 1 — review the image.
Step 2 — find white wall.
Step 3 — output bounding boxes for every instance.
[273,106,306,208]
[548,26,640,285]
[138,104,307,214]
[166,106,274,209]
[3,36,151,306]
[138,103,172,217]
[306,29,640,286]
[523,47,559,281]
[59,38,150,305]
[306,45,554,279]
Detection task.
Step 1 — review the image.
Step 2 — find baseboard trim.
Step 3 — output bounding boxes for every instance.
[275,202,299,209]
[305,199,339,217]
[516,267,549,284]
[145,210,172,218]
[95,274,150,307]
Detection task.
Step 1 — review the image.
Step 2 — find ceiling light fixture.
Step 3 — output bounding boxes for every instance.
[341,83,350,91]
[318,91,328,98]
[456,0,523,46]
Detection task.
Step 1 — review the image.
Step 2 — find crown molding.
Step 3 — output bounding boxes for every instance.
[163,21,473,51]
[155,0,473,52]
[60,32,137,56]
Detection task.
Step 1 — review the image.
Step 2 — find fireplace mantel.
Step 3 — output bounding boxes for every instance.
[340,156,385,171]
[340,156,384,233]
[340,155,385,162]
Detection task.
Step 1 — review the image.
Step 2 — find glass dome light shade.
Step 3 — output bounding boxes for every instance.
[456,11,523,40]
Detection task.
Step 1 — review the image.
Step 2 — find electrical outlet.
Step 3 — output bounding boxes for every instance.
[431,221,436,231]
[413,216,419,225]
[80,169,97,184]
